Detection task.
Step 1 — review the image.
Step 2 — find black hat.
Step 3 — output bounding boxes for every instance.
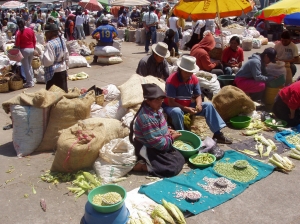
[142,83,166,99]
[44,23,59,32]
[262,47,277,63]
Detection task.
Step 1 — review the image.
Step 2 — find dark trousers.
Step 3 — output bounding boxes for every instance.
[273,94,300,127]
[46,70,68,93]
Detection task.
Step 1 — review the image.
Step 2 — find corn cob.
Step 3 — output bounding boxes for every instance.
[257,143,264,158]
[254,134,271,146]
[267,139,276,150]
[290,153,300,160]
[162,199,186,224]
[296,145,300,151]
[151,204,175,224]
[137,211,153,224]
[283,156,295,168]
[242,129,262,136]
[291,148,300,155]
[153,217,166,224]
[167,201,186,224]
[134,219,142,224]
[102,192,122,205]
[263,146,273,157]
[82,172,101,186]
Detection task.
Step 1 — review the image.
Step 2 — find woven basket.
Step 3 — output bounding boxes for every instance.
[209,47,223,60]
[32,57,41,69]
[95,94,104,106]
[7,73,23,91]
[0,76,9,93]
[7,48,24,62]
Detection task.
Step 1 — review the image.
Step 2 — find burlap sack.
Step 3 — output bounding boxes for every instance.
[51,117,129,173]
[212,85,256,121]
[2,89,64,114]
[36,91,95,152]
[118,74,165,108]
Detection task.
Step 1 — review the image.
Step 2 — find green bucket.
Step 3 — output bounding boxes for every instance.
[266,74,285,88]
[173,130,202,158]
[217,75,235,87]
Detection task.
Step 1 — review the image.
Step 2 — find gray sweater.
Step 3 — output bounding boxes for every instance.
[235,54,272,82]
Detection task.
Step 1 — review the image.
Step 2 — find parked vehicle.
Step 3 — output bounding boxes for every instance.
[39,3,53,13]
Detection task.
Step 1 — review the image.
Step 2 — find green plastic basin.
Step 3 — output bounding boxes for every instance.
[217,75,235,87]
[173,130,202,158]
[88,184,127,213]
[230,116,251,129]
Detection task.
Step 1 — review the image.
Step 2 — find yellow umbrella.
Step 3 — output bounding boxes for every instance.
[261,0,300,18]
[173,0,253,20]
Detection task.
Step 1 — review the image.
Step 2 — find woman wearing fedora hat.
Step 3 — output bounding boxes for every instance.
[129,83,185,177]
[162,55,232,144]
[136,42,170,80]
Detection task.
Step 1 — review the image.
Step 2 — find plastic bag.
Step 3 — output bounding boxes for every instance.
[93,136,136,184]
[199,136,224,160]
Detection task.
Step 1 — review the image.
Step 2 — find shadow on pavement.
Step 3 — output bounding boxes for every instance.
[0,142,16,157]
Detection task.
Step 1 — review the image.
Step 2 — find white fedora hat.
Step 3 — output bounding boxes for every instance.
[177,55,199,73]
[152,42,170,58]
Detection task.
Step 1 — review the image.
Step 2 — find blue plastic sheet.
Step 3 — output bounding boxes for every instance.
[274,124,300,148]
[139,150,274,215]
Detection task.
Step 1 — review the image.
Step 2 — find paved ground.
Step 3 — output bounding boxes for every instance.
[0,37,300,224]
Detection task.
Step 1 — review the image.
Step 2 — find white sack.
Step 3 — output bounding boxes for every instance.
[68,56,90,68]
[102,84,120,101]
[94,46,121,57]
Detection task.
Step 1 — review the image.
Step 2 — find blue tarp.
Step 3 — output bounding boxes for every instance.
[139,150,274,215]
[274,124,300,148]
[284,13,300,26]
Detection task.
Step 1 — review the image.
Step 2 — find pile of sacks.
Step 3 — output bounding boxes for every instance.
[94,45,123,65]
[66,40,91,68]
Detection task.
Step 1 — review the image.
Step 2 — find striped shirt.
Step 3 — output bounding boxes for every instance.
[142,11,158,25]
[134,104,173,151]
[164,71,201,107]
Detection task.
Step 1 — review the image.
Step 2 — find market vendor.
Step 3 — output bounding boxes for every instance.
[117,11,127,28]
[2,19,18,36]
[129,83,185,177]
[221,36,244,75]
[273,81,300,127]
[136,42,170,80]
[234,47,279,101]
[42,23,69,93]
[190,31,224,76]
[130,6,140,22]
[162,55,232,144]
[274,31,299,77]
[91,17,118,63]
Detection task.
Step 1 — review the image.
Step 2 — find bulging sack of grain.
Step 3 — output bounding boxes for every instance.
[212,85,256,121]
[36,91,95,151]
[94,46,121,57]
[93,136,136,184]
[97,56,123,64]
[51,117,129,173]
[242,37,253,51]
[11,105,49,157]
[135,29,141,43]
[66,40,81,54]
[140,28,146,44]
[118,74,166,108]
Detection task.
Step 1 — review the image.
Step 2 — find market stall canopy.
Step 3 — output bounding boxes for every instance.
[173,0,253,20]
[98,0,111,5]
[284,13,300,26]
[79,0,104,11]
[1,1,25,9]
[257,0,300,24]
[110,0,150,6]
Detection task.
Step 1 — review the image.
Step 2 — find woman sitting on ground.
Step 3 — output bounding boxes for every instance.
[129,83,185,177]
[221,36,244,75]
[163,29,178,56]
[190,31,224,76]
[273,81,300,127]
[234,48,280,101]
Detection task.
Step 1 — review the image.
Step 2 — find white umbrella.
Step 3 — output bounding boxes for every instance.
[110,0,150,6]
[1,1,25,9]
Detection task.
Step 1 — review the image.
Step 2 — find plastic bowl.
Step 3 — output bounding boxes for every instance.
[88,184,127,213]
[217,75,235,87]
[189,153,216,168]
[230,116,251,129]
[264,118,287,128]
[173,130,202,158]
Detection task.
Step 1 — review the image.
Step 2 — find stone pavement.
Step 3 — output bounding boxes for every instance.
[0,38,300,224]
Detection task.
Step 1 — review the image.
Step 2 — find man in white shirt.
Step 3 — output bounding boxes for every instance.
[142,6,158,53]
[275,30,299,77]
[75,14,85,40]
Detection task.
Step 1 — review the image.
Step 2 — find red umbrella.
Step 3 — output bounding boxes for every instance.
[78,0,103,12]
